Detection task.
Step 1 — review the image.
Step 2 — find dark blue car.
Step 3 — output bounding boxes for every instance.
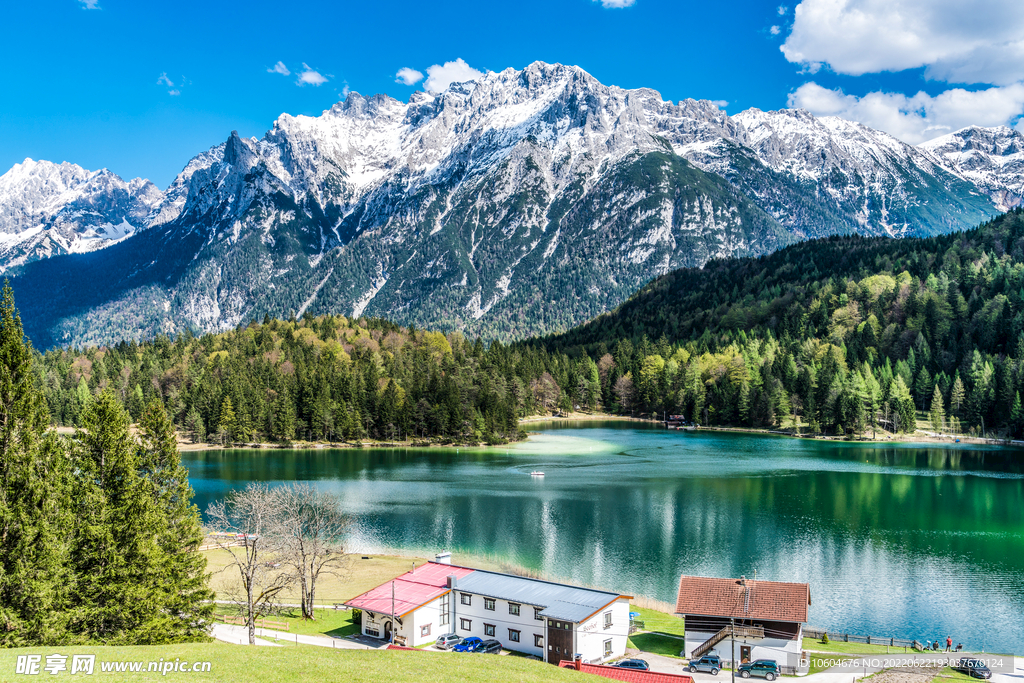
[453,636,483,653]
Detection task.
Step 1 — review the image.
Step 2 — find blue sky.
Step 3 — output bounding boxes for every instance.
[3,0,1023,188]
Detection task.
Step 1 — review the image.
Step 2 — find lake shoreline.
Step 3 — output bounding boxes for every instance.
[173,411,1024,452]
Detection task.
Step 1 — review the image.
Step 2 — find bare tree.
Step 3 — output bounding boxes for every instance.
[206,483,290,644]
[272,484,352,620]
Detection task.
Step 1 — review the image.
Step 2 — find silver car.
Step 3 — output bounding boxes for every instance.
[435,633,461,650]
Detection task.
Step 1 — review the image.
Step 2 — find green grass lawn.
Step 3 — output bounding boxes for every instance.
[632,606,685,637]
[934,667,978,682]
[803,637,916,655]
[627,633,685,658]
[0,643,604,683]
[625,606,687,659]
[214,605,361,638]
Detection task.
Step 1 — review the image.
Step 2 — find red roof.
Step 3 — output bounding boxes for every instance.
[344,562,475,617]
[674,576,810,623]
[559,661,695,683]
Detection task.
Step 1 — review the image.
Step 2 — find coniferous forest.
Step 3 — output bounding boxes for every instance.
[33,208,1024,442]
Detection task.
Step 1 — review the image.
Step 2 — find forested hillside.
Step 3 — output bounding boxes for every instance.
[537,207,1024,437]
[31,208,1024,442]
[38,315,558,445]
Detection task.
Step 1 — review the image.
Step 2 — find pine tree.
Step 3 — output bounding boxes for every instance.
[138,401,214,642]
[218,396,237,445]
[929,385,945,433]
[0,282,70,645]
[70,390,168,643]
[950,373,966,417]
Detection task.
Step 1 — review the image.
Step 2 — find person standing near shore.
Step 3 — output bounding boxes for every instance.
[946,636,952,652]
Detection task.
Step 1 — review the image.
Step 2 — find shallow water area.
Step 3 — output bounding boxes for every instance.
[185,420,1024,654]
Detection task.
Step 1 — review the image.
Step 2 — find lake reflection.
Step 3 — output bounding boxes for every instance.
[184,422,1024,654]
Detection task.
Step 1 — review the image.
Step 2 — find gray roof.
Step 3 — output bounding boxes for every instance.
[453,569,624,623]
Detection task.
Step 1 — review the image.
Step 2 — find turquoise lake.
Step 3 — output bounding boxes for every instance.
[184,421,1024,654]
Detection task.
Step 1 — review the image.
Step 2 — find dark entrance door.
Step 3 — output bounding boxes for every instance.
[546,620,575,664]
[384,620,393,641]
[740,645,751,663]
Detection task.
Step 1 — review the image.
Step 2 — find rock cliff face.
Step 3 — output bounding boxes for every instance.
[4,62,1018,348]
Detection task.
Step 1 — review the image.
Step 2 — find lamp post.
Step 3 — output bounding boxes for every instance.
[731,618,736,683]
[391,580,395,644]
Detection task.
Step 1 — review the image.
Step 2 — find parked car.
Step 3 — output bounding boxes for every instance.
[453,637,483,653]
[954,659,992,679]
[614,659,650,671]
[689,655,723,674]
[476,639,502,654]
[435,633,461,650]
[738,660,780,680]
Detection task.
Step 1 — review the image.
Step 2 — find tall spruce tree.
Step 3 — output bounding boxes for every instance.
[138,401,213,642]
[70,390,171,643]
[0,282,70,645]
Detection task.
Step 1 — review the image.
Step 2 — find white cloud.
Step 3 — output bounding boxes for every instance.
[789,81,1024,143]
[78,0,100,8]
[267,61,290,76]
[770,25,781,35]
[710,100,729,109]
[593,0,636,6]
[423,58,484,94]
[777,5,787,15]
[157,73,174,87]
[395,67,424,86]
[297,64,328,86]
[168,89,180,96]
[782,0,1024,85]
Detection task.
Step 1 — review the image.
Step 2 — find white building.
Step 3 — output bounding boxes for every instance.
[675,575,810,674]
[345,555,632,665]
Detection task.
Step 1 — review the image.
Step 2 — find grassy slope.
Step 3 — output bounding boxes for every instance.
[0,644,604,683]
[205,550,430,609]
[626,606,687,658]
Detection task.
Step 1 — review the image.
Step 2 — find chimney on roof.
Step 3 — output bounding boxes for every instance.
[574,654,583,671]
[435,551,452,565]
[740,575,746,585]
[447,574,458,589]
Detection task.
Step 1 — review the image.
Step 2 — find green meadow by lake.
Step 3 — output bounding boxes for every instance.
[185,421,1024,654]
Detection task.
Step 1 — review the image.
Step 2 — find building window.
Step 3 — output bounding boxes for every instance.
[603,639,612,657]
[366,626,380,637]
[440,593,449,626]
[484,623,495,637]
[509,629,521,642]
[534,607,543,621]
[484,598,495,611]
[548,619,554,627]
[509,602,521,616]
[604,611,613,629]
[534,634,544,648]
[460,618,472,631]
[460,593,472,606]
[421,624,431,637]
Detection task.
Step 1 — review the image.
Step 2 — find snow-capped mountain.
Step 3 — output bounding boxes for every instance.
[5,62,1022,348]
[0,159,162,270]
[919,126,1024,212]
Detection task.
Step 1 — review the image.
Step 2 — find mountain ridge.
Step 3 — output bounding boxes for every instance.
[5,62,1023,348]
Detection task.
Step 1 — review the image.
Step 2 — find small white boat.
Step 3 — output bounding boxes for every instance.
[530,471,545,477]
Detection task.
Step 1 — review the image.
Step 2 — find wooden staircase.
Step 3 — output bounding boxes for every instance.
[691,625,765,658]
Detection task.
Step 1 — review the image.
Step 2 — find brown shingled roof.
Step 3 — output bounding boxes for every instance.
[674,576,810,623]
